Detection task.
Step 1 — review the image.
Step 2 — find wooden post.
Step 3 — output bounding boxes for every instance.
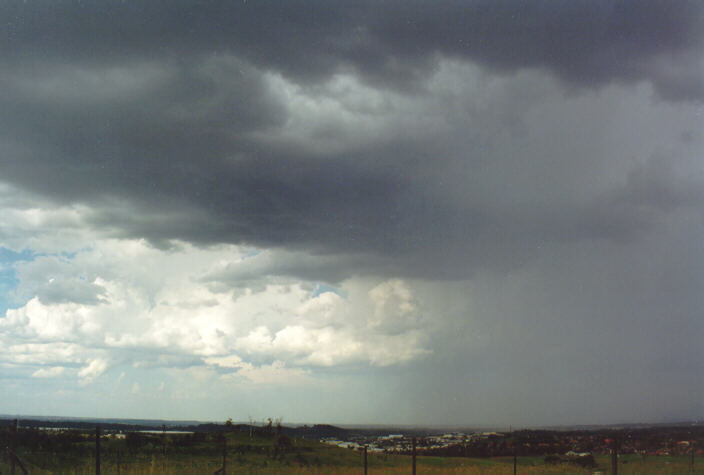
[412,437,416,475]
[117,449,121,475]
[513,446,517,475]
[611,437,617,475]
[11,418,18,475]
[363,445,368,475]
[95,426,101,475]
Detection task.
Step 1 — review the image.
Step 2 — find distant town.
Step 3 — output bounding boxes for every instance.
[321,424,703,459]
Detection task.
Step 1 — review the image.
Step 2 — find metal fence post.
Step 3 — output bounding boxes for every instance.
[412,437,416,475]
[162,424,167,457]
[222,436,227,475]
[96,426,101,475]
[691,441,696,475]
[11,418,18,475]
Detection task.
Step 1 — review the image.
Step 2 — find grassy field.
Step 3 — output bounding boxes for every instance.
[2,429,703,474]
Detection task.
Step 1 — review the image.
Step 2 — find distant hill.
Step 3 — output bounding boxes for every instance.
[0,415,204,432]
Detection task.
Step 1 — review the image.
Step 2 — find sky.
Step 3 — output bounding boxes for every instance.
[1,0,703,427]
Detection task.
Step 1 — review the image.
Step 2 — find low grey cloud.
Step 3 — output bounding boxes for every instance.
[37,278,107,306]
[1,51,701,281]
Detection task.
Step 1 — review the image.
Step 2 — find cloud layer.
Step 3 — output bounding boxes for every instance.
[0,1,702,425]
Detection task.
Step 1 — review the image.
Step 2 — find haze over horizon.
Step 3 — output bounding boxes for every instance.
[1,1,703,427]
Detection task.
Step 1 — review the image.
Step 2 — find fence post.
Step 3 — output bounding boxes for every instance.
[95,426,101,475]
[412,437,416,475]
[11,418,17,475]
[222,436,227,475]
[363,445,367,475]
[692,441,695,475]
[611,437,617,475]
[162,424,167,457]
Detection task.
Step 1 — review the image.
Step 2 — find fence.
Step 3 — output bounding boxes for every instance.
[3,421,701,474]
[3,421,417,474]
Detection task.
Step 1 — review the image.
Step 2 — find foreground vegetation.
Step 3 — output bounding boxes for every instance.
[1,426,702,473]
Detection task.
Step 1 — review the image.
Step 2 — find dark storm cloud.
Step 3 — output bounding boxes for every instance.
[1,0,703,280]
[3,1,703,98]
